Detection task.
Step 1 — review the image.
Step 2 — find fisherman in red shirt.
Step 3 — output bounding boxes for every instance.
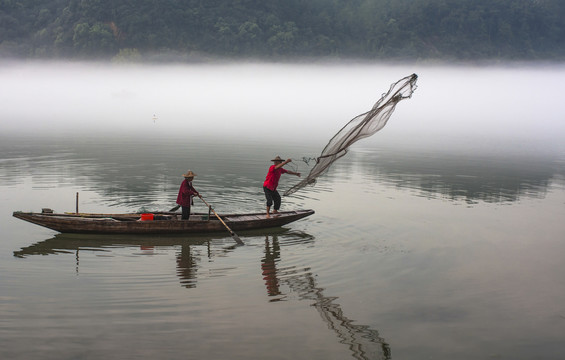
[177,170,199,220]
[263,156,300,218]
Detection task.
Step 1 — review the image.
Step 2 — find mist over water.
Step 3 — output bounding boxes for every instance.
[2,61,564,156]
[2,61,565,360]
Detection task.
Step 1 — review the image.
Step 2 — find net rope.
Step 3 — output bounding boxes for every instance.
[284,73,418,196]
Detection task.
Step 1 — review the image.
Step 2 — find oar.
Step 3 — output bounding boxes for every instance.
[198,195,244,245]
[169,204,180,212]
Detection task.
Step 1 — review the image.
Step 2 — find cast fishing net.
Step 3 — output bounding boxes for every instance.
[284,73,418,196]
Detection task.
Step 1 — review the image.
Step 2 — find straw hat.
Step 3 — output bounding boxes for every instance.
[182,170,196,178]
[271,156,284,162]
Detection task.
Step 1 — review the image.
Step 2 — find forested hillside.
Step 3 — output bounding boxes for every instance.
[1,0,564,61]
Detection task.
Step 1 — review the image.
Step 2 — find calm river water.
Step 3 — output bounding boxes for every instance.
[2,62,565,360]
[1,133,564,360]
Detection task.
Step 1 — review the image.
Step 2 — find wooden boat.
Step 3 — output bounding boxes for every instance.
[12,209,315,235]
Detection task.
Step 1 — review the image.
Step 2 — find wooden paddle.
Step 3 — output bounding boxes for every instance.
[169,204,180,212]
[198,195,244,245]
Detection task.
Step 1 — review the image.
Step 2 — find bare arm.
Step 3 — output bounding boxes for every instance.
[275,159,301,177]
[274,158,292,169]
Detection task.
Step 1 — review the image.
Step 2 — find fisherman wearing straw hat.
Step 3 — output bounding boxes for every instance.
[177,170,199,220]
[263,156,300,218]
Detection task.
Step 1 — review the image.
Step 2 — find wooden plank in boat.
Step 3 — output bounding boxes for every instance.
[226,215,261,222]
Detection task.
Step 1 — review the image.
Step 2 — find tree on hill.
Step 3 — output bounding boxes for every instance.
[1,0,564,61]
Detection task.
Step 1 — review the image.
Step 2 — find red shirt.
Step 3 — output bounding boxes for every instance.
[263,165,287,191]
[176,180,198,206]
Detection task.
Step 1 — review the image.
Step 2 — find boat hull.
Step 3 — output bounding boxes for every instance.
[12,210,315,235]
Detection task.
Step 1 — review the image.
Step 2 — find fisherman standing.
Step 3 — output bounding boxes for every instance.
[263,156,300,218]
[177,170,199,220]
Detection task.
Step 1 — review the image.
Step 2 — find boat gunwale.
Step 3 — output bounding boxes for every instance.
[12,209,315,235]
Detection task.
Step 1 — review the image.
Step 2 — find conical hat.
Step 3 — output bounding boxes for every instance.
[182,170,196,178]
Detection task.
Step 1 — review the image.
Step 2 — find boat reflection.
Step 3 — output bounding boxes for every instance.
[14,230,390,359]
[13,232,215,258]
[261,235,391,360]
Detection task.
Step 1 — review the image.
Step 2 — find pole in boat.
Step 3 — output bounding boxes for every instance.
[198,195,244,245]
[76,192,79,214]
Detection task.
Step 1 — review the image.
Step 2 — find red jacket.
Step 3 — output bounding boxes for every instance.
[176,180,198,207]
[263,165,288,191]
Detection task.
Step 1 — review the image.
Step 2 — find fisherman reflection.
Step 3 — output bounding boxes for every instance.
[176,244,198,288]
[261,235,281,297]
[261,235,392,359]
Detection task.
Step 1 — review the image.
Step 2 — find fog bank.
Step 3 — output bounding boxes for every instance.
[1,61,564,154]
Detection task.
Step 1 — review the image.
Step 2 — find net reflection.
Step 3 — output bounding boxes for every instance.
[262,235,391,360]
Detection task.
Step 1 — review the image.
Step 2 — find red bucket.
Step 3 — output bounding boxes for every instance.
[140,213,154,221]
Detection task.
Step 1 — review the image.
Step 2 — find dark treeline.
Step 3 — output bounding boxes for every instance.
[1,0,564,61]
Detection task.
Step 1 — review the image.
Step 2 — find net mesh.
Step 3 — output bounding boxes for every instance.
[284,73,418,196]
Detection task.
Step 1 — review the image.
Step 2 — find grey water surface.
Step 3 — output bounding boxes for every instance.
[1,63,565,360]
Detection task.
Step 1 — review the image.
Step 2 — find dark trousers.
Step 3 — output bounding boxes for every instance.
[181,205,191,220]
[263,186,281,210]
